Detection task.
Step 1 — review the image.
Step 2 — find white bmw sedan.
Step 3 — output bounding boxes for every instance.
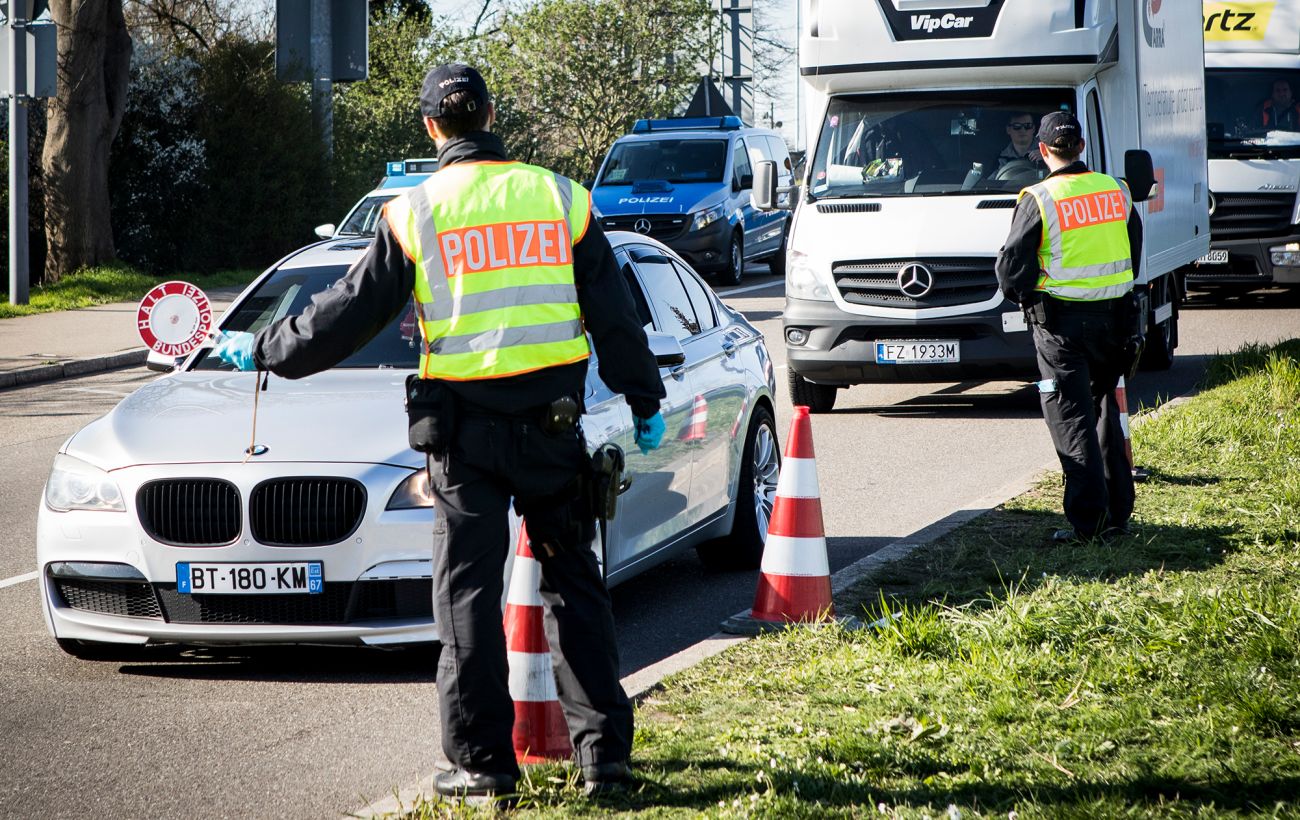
[38,232,779,658]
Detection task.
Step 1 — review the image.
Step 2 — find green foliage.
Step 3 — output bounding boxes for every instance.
[486,0,715,180]
[0,264,255,319]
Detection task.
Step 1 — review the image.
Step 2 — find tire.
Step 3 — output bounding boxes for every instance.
[1139,284,1178,371]
[766,226,788,278]
[696,404,780,571]
[718,232,744,287]
[788,369,838,413]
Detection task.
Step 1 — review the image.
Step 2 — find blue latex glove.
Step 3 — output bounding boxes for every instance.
[633,412,665,455]
[212,331,257,371]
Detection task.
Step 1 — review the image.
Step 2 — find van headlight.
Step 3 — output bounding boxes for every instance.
[44,454,125,512]
[787,250,833,301]
[387,468,435,510]
[692,204,726,232]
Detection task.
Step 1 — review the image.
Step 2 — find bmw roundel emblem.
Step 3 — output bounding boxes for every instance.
[897,263,935,299]
[634,218,652,234]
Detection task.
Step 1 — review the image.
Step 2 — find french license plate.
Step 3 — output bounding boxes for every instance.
[176,562,323,595]
[1196,250,1229,265]
[875,340,960,365]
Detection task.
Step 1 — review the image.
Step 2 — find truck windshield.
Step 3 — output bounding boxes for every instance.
[598,139,728,185]
[1206,69,1300,159]
[192,266,420,370]
[338,194,398,236]
[809,91,1076,199]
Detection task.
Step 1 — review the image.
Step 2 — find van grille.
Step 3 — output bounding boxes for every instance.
[601,214,689,241]
[137,479,241,547]
[1210,192,1296,239]
[249,478,366,547]
[831,257,999,309]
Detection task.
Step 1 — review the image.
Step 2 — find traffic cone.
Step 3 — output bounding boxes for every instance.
[1113,376,1149,482]
[680,394,708,446]
[721,406,858,635]
[503,524,572,763]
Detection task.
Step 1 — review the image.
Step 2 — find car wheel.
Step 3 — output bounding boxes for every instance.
[718,233,744,287]
[696,404,779,571]
[55,638,148,661]
[788,369,838,413]
[767,228,787,278]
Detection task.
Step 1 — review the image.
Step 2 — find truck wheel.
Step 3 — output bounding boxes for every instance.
[696,404,779,571]
[719,233,744,287]
[788,369,838,413]
[1139,301,1178,371]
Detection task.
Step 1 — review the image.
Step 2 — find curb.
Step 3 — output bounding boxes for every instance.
[345,389,1196,819]
[0,348,149,390]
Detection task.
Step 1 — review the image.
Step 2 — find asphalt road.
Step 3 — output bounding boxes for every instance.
[1,275,1297,818]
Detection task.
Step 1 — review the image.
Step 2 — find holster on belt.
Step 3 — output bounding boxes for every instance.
[404,375,457,455]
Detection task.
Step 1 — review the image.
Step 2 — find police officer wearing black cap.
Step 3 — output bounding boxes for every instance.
[213,63,667,802]
[995,111,1144,542]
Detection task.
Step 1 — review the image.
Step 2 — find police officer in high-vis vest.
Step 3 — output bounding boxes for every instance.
[996,111,1144,542]
[213,64,667,802]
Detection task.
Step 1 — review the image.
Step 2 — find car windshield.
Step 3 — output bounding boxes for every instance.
[1206,69,1300,158]
[192,265,420,370]
[598,139,728,185]
[338,194,397,236]
[808,91,1076,198]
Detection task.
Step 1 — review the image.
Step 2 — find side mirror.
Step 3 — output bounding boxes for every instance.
[314,223,336,239]
[1124,150,1157,204]
[735,172,753,191]
[752,161,778,211]
[647,332,686,368]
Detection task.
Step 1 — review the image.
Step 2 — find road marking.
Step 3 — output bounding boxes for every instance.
[717,280,785,298]
[0,571,37,589]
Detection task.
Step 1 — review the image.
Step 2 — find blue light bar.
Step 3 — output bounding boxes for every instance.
[387,161,405,176]
[632,116,744,133]
[404,158,439,174]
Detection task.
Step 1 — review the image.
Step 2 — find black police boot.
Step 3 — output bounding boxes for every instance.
[582,760,635,796]
[433,768,517,806]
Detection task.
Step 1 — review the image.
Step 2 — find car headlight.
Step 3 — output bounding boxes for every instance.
[692,204,726,232]
[386,468,434,510]
[591,204,603,220]
[44,454,125,512]
[787,250,833,301]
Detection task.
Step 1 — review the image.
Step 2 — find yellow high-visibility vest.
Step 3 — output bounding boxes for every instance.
[384,161,592,381]
[1019,171,1135,302]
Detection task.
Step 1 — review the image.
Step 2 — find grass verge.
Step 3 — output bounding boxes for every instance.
[396,340,1300,819]
[0,265,257,319]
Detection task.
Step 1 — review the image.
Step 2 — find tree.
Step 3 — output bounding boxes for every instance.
[486,0,714,180]
[42,0,133,281]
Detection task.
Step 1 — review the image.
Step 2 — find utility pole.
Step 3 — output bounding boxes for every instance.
[8,0,29,305]
[309,0,332,163]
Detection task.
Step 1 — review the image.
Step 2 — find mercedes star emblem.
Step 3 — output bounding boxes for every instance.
[897,263,935,299]
[634,218,652,234]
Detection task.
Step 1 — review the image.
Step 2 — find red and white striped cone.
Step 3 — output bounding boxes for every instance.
[722,405,859,635]
[679,394,708,446]
[502,524,572,764]
[1113,376,1149,482]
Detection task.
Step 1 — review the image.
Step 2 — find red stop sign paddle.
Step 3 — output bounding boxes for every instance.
[136,281,213,358]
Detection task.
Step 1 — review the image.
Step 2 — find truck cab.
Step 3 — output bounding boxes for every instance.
[762,0,1208,411]
[591,117,792,286]
[1190,2,1300,292]
[314,158,439,240]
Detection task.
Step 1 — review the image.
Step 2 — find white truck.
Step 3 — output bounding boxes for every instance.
[1189,1,1300,292]
[754,0,1209,411]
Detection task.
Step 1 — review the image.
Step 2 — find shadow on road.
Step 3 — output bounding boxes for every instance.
[837,384,1042,419]
[112,643,436,682]
[1183,286,1300,311]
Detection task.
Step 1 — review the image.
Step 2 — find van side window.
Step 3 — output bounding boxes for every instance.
[746,137,768,171]
[732,139,753,188]
[1086,89,1107,173]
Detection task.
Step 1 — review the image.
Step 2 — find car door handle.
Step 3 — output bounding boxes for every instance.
[669,365,686,381]
[721,339,737,358]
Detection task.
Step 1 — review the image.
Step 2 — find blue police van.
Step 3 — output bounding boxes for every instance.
[590,117,792,285]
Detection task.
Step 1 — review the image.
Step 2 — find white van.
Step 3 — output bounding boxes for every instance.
[1191,1,1300,292]
[755,0,1209,411]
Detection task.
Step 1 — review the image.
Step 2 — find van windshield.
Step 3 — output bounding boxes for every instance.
[599,139,728,185]
[1206,69,1300,159]
[809,91,1076,199]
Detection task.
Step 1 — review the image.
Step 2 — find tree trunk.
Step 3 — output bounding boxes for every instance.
[42,1,132,281]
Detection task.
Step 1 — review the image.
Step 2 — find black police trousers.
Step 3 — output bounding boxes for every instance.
[1030,303,1135,537]
[428,413,632,777]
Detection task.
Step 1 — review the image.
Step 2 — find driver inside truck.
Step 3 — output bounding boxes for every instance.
[1260,78,1300,130]
[996,111,1041,169]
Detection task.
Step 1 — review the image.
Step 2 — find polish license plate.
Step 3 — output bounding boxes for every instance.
[875,340,960,365]
[176,562,323,595]
[1196,250,1229,265]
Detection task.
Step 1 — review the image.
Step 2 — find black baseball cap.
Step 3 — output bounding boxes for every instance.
[420,63,490,119]
[1037,111,1083,148]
